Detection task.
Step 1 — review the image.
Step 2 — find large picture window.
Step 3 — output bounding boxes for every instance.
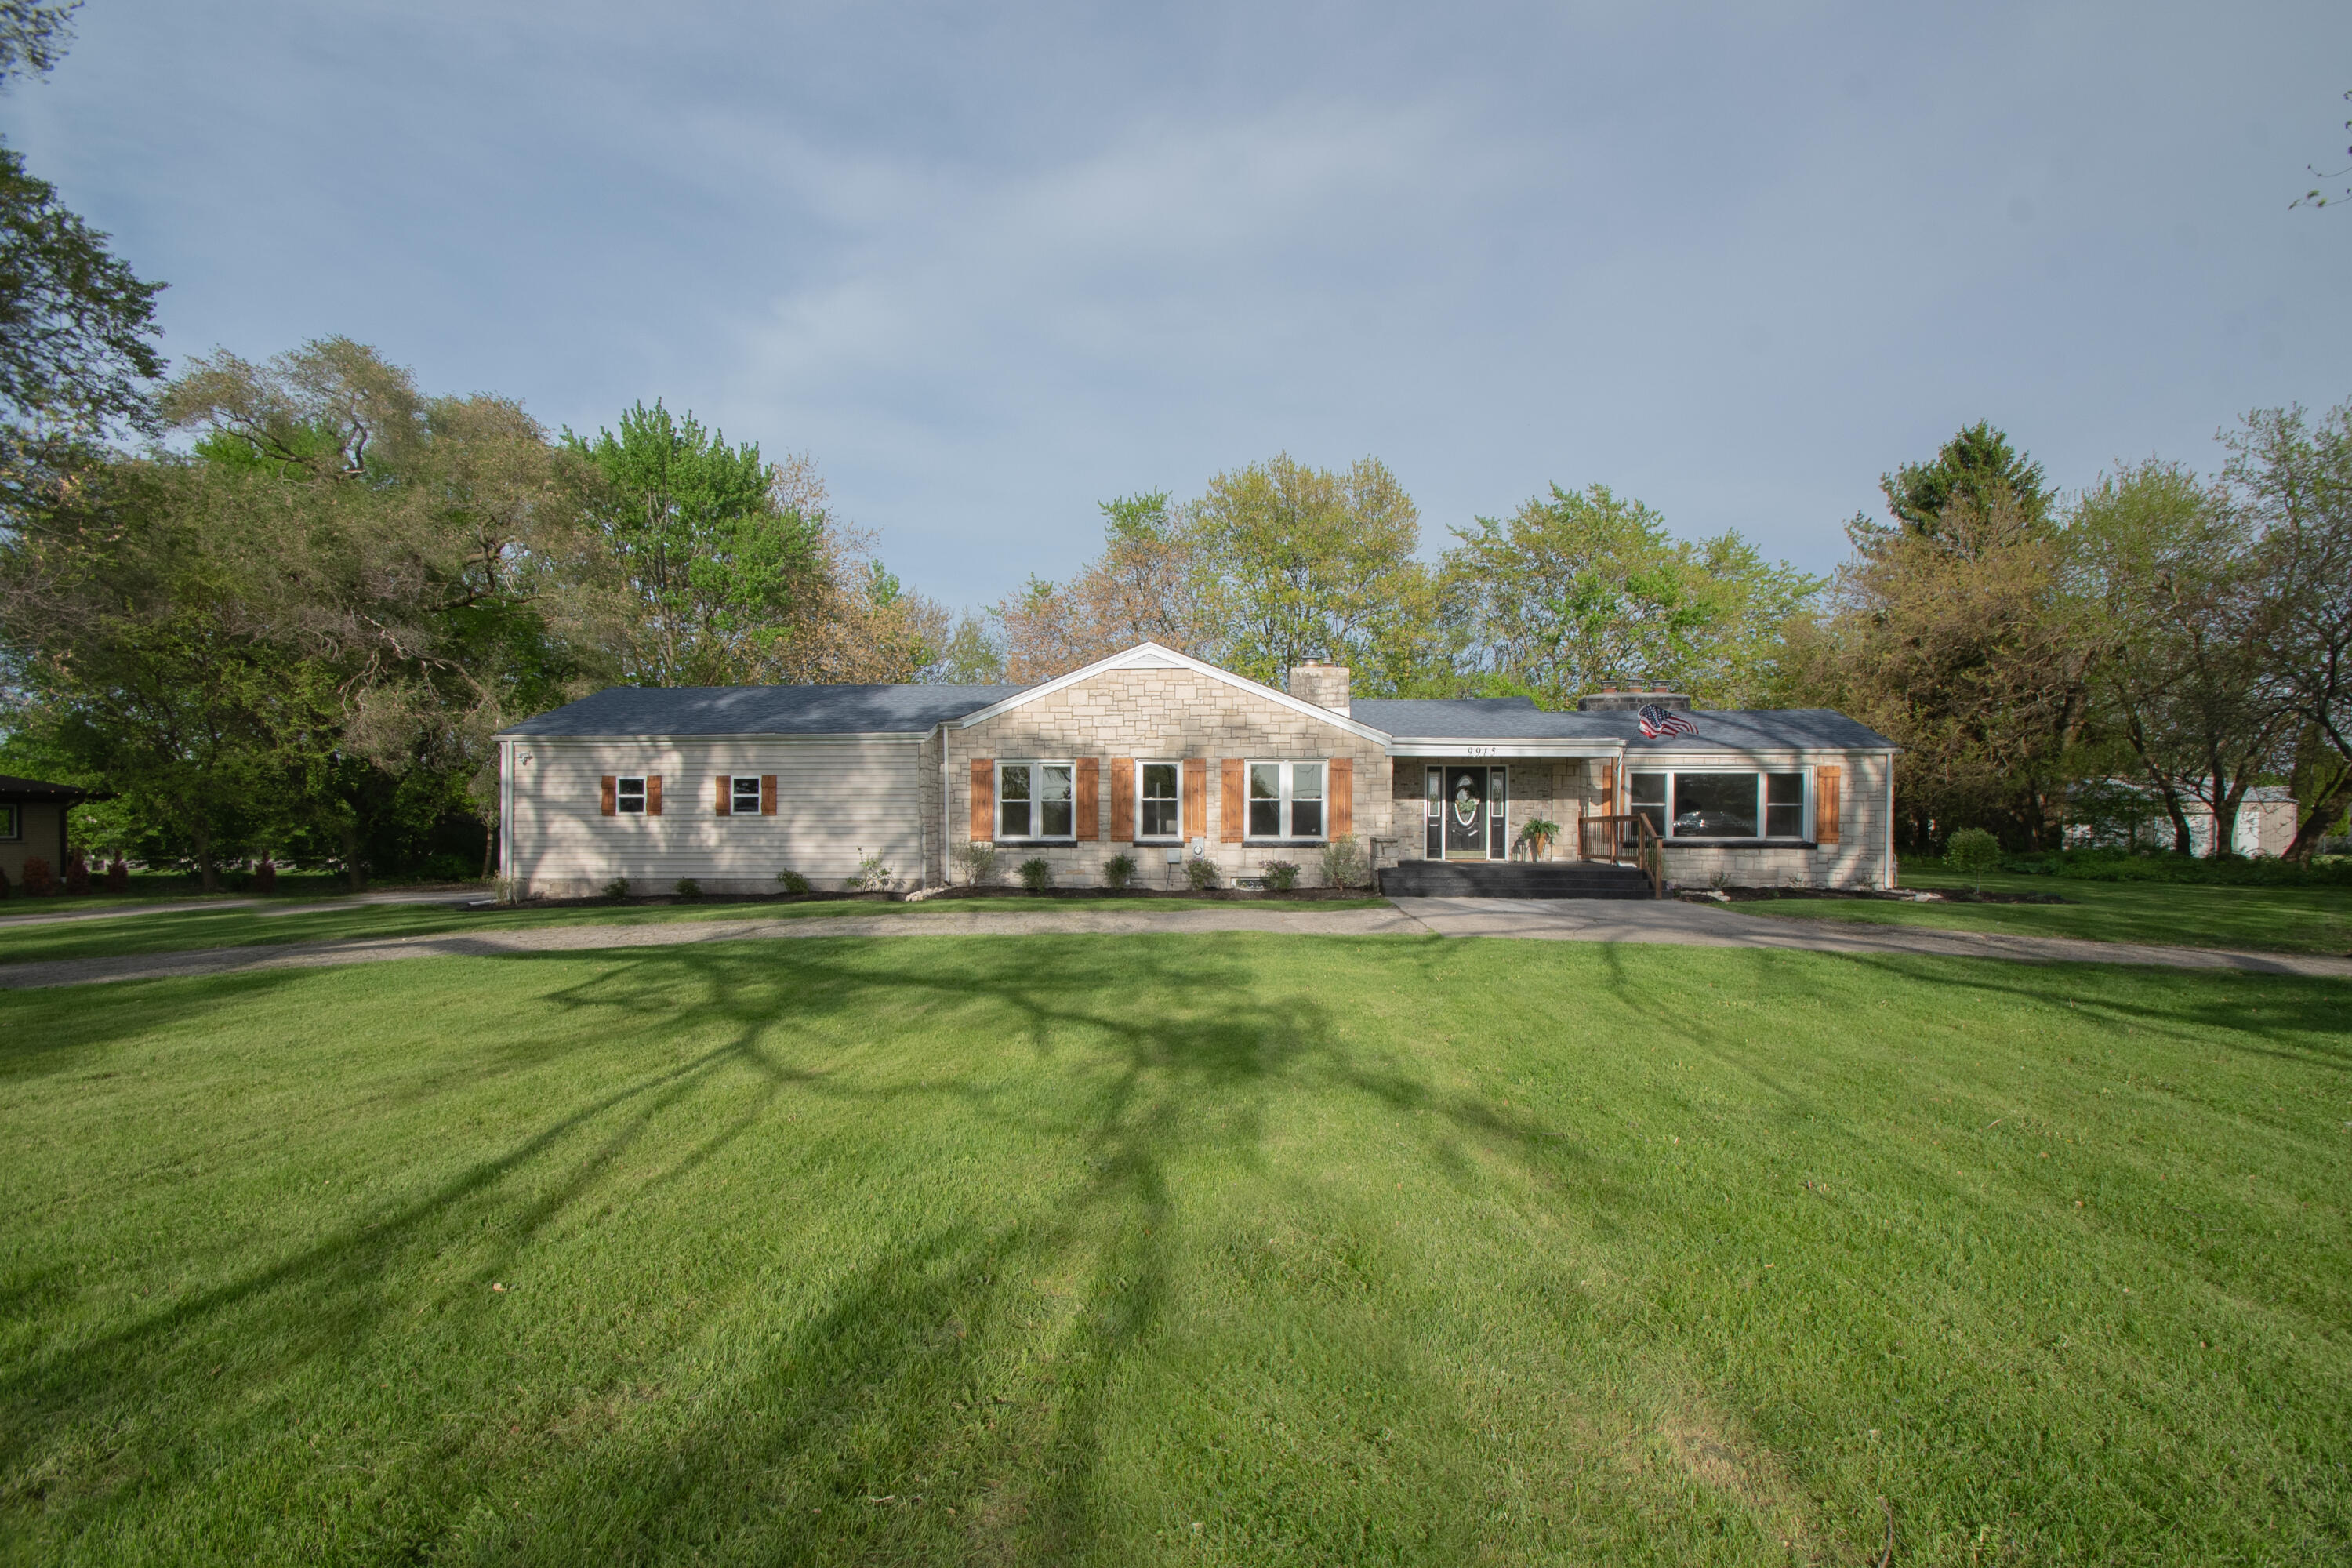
[1138,762,1179,839]
[997,761,1075,840]
[1245,760,1327,841]
[1628,770,1808,840]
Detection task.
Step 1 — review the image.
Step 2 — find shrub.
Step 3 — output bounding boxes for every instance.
[1185,855,1220,891]
[1261,859,1301,891]
[1102,852,1138,890]
[845,853,893,892]
[0,863,9,898]
[252,857,277,894]
[1995,846,2352,887]
[603,877,632,901]
[675,877,703,901]
[775,868,811,895]
[1018,857,1053,892]
[104,856,128,894]
[1317,833,1368,889]
[419,852,474,882]
[956,841,1000,887]
[1944,828,2002,891]
[20,857,53,896]
[63,850,90,896]
[492,874,521,906]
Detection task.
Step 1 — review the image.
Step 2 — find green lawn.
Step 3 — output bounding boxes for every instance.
[1726,867,2352,956]
[2,935,2345,1564]
[0,873,474,916]
[0,895,1386,967]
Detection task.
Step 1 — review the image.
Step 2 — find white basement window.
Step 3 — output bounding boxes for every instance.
[1247,760,1326,841]
[997,761,1076,840]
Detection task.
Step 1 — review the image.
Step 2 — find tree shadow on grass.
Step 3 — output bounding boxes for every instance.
[2,934,1651,1562]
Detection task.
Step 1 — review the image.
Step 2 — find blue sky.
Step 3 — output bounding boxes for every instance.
[8,1,2348,611]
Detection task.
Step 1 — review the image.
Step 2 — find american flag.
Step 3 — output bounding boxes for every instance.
[1638,703,1696,739]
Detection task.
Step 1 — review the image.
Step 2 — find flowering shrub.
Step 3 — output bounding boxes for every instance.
[845,854,894,891]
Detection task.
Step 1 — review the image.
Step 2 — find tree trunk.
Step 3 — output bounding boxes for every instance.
[343,820,366,892]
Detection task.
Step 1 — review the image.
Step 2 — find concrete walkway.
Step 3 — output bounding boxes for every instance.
[0,889,477,931]
[2,897,2346,991]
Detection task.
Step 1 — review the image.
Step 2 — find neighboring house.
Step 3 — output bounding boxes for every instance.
[496,642,1899,897]
[2067,783,2299,858]
[0,775,85,887]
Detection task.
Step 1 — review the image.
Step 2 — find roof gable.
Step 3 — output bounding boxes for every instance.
[953,643,1392,744]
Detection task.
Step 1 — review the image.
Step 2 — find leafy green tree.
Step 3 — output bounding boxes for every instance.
[925,612,1006,683]
[1442,483,1820,710]
[1864,421,2053,554]
[2072,459,2296,856]
[0,1,165,468]
[1189,455,1437,693]
[564,401,819,687]
[2226,401,2352,858]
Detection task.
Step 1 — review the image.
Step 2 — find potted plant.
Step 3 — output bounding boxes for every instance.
[1515,817,1562,862]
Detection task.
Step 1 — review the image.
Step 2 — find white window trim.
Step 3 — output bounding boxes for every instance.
[728,775,763,817]
[1134,759,1182,842]
[1243,759,1330,844]
[615,775,648,816]
[1627,768,1812,842]
[995,759,1079,842]
[0,802,18,841]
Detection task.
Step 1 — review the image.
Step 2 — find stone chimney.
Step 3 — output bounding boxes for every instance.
[1287,659,1351,716]
[1577,684,1691,713]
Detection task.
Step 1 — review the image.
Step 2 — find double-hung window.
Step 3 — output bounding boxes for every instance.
[1628,770,1809,840]
[616,776,648,815]
[0,802,17,840]
[1246,760,1327,841]
[997,761,1075,840]
[1138,762,1180,839]
[730,775,762,816]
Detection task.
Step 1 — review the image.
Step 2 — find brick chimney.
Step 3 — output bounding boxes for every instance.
[1287,659,1351,716]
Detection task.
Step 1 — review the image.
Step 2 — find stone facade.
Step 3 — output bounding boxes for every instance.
[946,666,1392,888]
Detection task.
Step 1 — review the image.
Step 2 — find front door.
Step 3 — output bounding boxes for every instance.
[1444,766,1487,858]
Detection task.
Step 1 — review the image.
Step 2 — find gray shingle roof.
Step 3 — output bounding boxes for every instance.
[0,773,93,800]
[1349,698,1895,751]
[499,684,1030,738]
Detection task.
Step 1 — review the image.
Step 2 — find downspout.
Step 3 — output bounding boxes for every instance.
[938,722,950,890]
[498,739,514,888]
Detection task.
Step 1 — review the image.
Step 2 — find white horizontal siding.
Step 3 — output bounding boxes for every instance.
[508,736,927,896]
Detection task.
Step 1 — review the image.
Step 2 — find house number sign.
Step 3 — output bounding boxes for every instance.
[1461,746,1498,757]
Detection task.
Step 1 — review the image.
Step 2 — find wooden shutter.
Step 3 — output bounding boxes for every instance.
[760,775,777,815]
[713,774,731,816]
[601,775,617,816]
[647,775,662,815]
[1600,761,1616,815]
[1076,757,1100,841]
[1220,759,1244,843]
[1328,757,1352,837]
[970,759,994,840]
[1109,758,1134,841]
[1815,766,1842,844]
[1181,759,1207,838]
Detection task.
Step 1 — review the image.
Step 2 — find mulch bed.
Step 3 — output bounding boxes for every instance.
[1687,887,2069,906]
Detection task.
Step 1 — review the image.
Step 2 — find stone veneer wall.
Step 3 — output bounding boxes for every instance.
[1384,760,1595,863]
[943,667,1392,887]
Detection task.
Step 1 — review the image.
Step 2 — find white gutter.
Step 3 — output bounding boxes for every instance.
[498,738,514,880]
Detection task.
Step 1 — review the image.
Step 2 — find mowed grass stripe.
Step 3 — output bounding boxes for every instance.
[1,935,2344,1565]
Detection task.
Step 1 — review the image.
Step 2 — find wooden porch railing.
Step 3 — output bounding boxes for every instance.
[1580,813,1666,898]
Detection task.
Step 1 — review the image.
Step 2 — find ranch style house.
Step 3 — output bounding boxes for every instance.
[495,641,1898,898]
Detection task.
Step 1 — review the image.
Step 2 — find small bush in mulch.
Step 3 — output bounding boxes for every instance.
[1690,886,2068,906]
[20,857,54,896]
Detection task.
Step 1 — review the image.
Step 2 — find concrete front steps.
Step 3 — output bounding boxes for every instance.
[1377,860,1657,899]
